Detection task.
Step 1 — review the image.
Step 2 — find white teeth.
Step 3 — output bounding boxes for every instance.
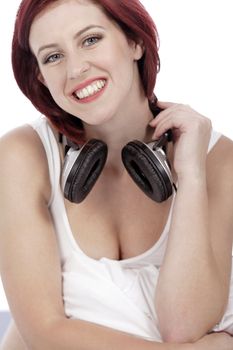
[87,86,93,95]
[79,90,84,99]
[74,79,106,100]
[93,85,98,92]
[96,81,102,89]
[83,88,89,98]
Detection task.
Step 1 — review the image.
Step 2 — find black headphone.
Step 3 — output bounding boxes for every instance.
[61,106,175,204]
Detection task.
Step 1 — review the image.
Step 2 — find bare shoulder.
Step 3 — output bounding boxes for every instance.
[207,135,233,247]
[208,134,233,161]
[0,124,51,204]
[207,134,233,190]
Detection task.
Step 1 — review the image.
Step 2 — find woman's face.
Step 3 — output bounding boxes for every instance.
[29,0,143,126]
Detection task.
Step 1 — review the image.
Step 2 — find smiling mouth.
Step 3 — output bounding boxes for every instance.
[73,79,106,100]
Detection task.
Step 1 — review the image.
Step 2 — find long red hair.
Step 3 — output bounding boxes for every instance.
[12,0,160,143]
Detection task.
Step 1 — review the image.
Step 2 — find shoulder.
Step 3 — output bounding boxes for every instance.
[207,134,233,225]
[0,124,51,204]
[207,134,233,187]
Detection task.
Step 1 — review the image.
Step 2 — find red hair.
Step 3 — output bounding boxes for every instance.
[12,0,160,143]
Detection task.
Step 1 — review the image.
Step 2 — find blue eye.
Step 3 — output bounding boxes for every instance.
[44,53,63,64]
[83,35,101,47]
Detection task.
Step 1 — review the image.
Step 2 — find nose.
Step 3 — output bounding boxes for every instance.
[67,55,90,80]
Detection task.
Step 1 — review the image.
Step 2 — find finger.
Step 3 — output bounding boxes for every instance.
[156,101,177,109]
[150,103,193,129]
[149,103,179,126]
[152,116,176,140]
[152,110,186,140]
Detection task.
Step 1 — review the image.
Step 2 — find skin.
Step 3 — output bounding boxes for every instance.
[1,0,233,349]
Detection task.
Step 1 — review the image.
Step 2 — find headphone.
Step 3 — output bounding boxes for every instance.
[61,107,175,204]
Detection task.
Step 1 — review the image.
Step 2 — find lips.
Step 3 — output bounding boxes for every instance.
[71,78,107,101]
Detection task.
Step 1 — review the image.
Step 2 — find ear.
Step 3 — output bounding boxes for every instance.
[131,39,145,61]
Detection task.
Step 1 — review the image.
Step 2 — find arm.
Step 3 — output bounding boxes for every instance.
[151,103,233,342]
[0,126,192,350]
[2,321,233,350]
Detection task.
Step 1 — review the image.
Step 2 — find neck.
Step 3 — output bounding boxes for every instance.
[83,95,155,174]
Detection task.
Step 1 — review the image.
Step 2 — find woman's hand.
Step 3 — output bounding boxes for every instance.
[149,101,212,180]
[191,332,233,350]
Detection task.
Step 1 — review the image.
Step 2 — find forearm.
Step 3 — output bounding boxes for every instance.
[33,317,192,350]
[5,319,233,350]
[155,175,225,342]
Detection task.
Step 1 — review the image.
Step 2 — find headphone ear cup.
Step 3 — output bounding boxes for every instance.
[122,141,173,202]
[63,139,107,203]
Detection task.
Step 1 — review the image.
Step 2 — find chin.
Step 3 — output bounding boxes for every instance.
[76,109,117,127]
[84,116,114,127]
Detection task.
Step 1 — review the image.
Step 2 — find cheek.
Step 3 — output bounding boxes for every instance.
[99,38,134,70]
[41,70,65,100]
[101,47,135,88]
[42,77,69,113]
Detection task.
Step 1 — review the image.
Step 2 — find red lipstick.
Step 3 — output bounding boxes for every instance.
[70,77,107,104]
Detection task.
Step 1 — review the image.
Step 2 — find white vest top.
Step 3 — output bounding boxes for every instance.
[29,116,232,340]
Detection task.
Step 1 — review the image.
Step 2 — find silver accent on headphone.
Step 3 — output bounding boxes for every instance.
[145,141,173,185]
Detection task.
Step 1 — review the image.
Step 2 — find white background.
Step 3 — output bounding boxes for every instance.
[1,0,233,311]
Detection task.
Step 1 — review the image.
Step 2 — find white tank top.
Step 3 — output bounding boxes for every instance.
[28,116,232,340]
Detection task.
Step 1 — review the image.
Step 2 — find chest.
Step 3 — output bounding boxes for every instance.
[64,172,172,261]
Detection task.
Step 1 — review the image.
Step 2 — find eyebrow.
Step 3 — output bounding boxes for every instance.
[37,25,105,56]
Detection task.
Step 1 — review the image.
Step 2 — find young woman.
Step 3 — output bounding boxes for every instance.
[0,0,233,349]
